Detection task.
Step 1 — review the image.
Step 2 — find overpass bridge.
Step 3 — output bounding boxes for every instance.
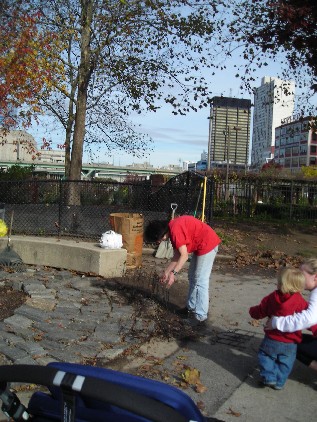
[0,160,181,180]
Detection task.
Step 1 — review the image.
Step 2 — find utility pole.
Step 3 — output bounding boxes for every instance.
[224,125,241,201]
[225,125,230,201]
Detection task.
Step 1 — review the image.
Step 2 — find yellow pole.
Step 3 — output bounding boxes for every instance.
[201,176,207,222]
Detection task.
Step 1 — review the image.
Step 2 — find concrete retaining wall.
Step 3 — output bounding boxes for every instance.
[0,236,127,278]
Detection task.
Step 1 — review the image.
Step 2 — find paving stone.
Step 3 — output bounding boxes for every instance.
[79,306,111,318]
[50,308,81,319]
[18,341,47,357]
[43,328,84,343]
[0,353,11,365]
[59,289,83,299]
[91,323,122,343]
[32,319,69,332]
[15,356,38,365]
[66,322,97,335]
[15,305,51,322]
[96,347,125,361]
[54,303,81,312]
[37,339,61,352]
[23,283,50,293]
[48,349,80,363]
[26,298,56,311]
[49,271,72,280]
[62,344,101,359]
[67,279,95,290]
[0,345,29,361]
[35,356,59,365]
[0,331,26,346]
[4,314,33,330]
[10,280,25,291]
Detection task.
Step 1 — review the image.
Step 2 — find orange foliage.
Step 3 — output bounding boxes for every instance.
[0,10,58,128]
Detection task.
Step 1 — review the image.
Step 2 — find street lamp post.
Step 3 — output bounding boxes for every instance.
[224,125,241,201]
[225,125,231,201]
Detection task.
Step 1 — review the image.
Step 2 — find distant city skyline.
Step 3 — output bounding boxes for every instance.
[28,52,314,169]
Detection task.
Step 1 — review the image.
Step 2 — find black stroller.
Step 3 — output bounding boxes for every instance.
[0,362,206,421]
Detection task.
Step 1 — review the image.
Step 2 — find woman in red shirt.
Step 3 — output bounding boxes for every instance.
[145,216,221,326]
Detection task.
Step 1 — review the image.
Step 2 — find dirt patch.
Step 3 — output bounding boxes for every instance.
[0,285,27,320]
[212,219,317,277]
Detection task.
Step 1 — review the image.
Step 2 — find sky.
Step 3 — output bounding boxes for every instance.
[28,53,312,169]
[110,60,289,168]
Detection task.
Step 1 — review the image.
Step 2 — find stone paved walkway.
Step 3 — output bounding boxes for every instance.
[0,266,172,367]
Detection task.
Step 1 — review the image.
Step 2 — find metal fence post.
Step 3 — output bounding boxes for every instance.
[207,177,214,223]
[289,180,294,220]
[58,179,62,238]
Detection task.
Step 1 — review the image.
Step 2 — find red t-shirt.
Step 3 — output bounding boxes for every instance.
[168,216,221,256]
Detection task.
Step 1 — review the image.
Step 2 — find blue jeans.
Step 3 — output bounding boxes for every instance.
[258,336,297,388]
[187,246,218,321]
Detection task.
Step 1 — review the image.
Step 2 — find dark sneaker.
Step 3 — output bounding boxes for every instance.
[175,307,194,318]
[187,318,208,329]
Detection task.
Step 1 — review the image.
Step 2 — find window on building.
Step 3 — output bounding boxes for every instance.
[299,157,307,166]
[291,157,299,167]
[300,145,307,154]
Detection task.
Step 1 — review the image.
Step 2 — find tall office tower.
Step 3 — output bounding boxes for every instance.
[251,76,295,169]
[208,96,252,170]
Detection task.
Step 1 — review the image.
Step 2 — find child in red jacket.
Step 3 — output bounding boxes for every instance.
[249,267,317,390]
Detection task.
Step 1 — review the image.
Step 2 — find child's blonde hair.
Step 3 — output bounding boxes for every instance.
[277,267,305,294]
[301,258,317,276]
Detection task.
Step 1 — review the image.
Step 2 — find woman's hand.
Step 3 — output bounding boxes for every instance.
[159,272,169,284]
[166,272,175,289]
[159,271,175,288]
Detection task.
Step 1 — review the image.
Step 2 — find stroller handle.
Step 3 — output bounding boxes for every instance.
[0,365,189,422]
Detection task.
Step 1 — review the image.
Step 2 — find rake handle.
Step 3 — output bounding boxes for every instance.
[8,211,14,245]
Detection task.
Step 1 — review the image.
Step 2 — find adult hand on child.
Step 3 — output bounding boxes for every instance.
[265,317,274,330]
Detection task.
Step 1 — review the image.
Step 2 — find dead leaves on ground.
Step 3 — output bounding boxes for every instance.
[233,250,302,270]
[226,407,242,417]
[136,355,208,398]
[181,367,208,393]
[249,319,261,327]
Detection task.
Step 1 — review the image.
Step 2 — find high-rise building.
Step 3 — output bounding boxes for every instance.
[274,115,317,171]
[207,96,251,171]
[251,76,295,169]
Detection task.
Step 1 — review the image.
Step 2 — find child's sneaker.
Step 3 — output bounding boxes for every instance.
[260,378,276,388]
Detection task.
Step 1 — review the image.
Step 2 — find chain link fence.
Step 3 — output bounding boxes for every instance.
[0,172,316,240]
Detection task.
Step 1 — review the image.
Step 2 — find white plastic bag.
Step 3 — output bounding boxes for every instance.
[100,230,123,249]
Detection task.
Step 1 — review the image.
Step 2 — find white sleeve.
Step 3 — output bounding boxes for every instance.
[272,288,317,332]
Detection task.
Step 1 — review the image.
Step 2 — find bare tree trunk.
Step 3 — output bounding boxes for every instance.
[68,0,94,204]
[65,36,77,179]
